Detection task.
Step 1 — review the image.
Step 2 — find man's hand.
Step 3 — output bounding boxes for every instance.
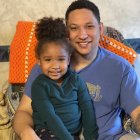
[13,94,40,140]
[131,106,140,135]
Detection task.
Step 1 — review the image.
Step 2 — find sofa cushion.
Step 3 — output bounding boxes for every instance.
[125,38,140,54]
[0,46,9,62]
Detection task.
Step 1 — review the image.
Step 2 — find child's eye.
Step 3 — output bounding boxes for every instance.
[45,59,51,61]
[59,58,65,61]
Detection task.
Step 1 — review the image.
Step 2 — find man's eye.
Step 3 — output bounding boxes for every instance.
[87,25,94,28]
[86,25,94,29]
[69,26,78,31]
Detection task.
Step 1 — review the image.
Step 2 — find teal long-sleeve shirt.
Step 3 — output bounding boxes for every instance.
[31,69,98,140]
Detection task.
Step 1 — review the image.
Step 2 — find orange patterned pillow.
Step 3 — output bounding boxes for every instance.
[99,35,137,64]
[9,21,37,83]
[9,21,137,83]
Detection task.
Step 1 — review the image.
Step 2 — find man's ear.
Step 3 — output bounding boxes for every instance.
[99,22,104,36]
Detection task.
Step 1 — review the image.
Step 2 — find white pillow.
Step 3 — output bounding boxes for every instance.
[134,54,140,81]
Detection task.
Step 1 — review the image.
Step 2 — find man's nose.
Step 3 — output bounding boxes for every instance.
[78,27,88,40]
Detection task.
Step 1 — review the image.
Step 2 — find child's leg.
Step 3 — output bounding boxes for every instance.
[74,135,80,140]
[36,128,81,140]
[36,129,57,140]
[73,131,81,140]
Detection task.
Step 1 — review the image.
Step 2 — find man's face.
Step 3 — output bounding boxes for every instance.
[67,8,103,57]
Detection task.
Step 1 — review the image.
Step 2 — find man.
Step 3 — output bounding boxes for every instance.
[13,0,140,140]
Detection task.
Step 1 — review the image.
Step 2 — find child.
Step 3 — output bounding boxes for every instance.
[31,17,98,140]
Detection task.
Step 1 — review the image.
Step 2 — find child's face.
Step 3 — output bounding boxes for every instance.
[38,42,70,83]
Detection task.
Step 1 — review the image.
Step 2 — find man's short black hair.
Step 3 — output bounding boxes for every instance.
[65,0,100,23]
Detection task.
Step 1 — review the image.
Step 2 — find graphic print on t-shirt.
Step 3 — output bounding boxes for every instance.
[86,82,102,102]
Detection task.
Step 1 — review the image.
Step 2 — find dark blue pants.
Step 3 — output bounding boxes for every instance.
[36,129,80,140]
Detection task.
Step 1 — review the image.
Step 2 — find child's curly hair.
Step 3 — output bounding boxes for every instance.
[35,17,68,40]
[35,17,71,59]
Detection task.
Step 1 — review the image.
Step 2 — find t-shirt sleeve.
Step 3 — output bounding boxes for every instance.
[24,64,42,97]
[120,66,140,114]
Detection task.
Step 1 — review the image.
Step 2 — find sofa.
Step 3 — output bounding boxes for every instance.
[0,24,140,139]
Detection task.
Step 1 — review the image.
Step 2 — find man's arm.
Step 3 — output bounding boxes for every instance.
[13,94,40,140]
[131,105,140,135]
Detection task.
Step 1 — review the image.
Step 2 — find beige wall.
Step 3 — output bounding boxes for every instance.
[0,0,140,45]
